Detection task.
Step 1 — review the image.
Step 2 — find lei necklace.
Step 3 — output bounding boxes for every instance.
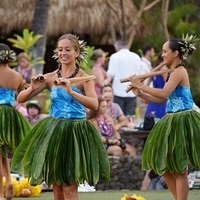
[107,103,115,119]
[166,63,183,82]
[56,65,80,79]
[96,115,113,137]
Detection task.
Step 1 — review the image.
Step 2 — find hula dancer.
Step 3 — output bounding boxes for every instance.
[0,44,31,200]
[128,34,200,200]
[11,34,110,200]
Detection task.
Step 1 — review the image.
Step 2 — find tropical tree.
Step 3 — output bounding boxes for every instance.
[7,29,45,67]
[30,0,50,74]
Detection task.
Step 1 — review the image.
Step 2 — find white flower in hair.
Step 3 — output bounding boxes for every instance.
[0,50,17,63]
[78,39,87,64]
[179,33,199,60]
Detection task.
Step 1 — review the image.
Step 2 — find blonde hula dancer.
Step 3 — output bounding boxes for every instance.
[11,34,110,200]
[128,34,200,200]
[0,44,31,200]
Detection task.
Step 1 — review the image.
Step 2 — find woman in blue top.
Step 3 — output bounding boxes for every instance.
[145,55,167,119]
[0,44,31,200]
[128,35,200,200]
[11,34,110,200]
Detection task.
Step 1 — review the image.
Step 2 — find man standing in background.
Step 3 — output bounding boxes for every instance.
[137,45,155,119]
[106,40,141,116]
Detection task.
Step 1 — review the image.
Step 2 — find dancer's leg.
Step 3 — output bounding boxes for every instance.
[140,171,151,190]
[2,157,13,200]
[163,171,177,199]
[63,183,78,200]
[52,182,64,200]
[0,154,5,200]
[175,171,189,200]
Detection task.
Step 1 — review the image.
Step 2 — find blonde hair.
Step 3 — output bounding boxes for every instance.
[17,52,30,62]
[53,33,87,64]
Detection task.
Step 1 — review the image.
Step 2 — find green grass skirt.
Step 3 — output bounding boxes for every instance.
[142,109,200,175]
[11,117,110,186]
[0,105,31,156]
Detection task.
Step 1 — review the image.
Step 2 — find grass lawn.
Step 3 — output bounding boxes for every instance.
[13,190,200,200]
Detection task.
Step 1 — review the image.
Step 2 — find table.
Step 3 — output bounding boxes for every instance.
[119,127,150,139]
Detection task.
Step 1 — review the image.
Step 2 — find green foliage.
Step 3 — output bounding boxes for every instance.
[166,4,200,105]
[7,29,45,67]
[79,45,95,74]
[167,4,198,37]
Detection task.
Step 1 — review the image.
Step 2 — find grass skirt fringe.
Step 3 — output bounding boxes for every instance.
[11,117,110,186]
[0,105,31,156]
[142,109,200,175]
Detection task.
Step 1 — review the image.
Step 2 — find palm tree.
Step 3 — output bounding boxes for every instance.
[30,0,50,74]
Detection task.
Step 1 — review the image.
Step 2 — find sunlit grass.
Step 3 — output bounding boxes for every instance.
[13,189,200,200]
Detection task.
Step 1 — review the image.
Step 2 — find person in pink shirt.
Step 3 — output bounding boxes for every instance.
[14,101,29,119]
[91,49,107,96]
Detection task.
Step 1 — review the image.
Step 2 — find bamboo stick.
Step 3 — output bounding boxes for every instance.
[24,75,45,89]
[125,69,173,93]
[120,69,172,83]
[139,62,165,82]
[54,75,96,85]
[120,62,165,83]
[32,75,45,82]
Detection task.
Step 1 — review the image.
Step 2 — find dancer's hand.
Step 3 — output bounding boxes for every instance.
[131,87,142,97]
[30,74,46,90]
[129,75,143,90]
[54,78,73,94]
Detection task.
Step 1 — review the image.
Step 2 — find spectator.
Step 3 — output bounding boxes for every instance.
[106,40,141,116]
[14,100,29,119]
[14,52,36,84]
[137,45,155,119]
[141,170,167,190]
[91,48,107,96]
[26,99,48,126]
[145,55,168,119]
[88,96,137,156]
[101,84,129,130]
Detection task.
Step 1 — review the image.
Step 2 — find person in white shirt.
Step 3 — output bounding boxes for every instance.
[137,45,155,119]
[106,40,141,116]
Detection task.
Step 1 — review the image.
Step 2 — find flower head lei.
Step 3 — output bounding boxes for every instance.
[52,35,87,64]
[178,33,199,60]
[0,50,17,63]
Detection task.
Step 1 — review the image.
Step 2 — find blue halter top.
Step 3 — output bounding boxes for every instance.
[0,88,15,107]
[166,85,194,113]
[49,86,86,119]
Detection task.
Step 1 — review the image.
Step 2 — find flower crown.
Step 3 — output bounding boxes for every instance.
[52,36,87,64]
[179,33,199,60]
[0,50,17,63]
